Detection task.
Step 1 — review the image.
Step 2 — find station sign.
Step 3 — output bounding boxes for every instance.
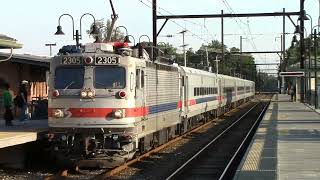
[279,71,304,77]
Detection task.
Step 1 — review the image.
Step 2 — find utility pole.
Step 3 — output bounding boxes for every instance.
[215,55,220,75]
[45,43,56,56]
[240,36,243,53]
[179,30,188,67]
[240,36,247,53]
[205,47,212,72]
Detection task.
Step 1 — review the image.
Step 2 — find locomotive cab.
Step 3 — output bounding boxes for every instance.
[48,43,146,167]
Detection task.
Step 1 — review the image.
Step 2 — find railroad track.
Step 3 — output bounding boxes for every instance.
[165,96,270,180]
[44,95,270,180]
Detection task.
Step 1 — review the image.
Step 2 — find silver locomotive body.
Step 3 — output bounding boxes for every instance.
[48,43,181,167]
[48,43,255,168]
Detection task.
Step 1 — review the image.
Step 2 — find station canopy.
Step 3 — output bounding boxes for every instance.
[279,71,304,77]
[0,34,22,49]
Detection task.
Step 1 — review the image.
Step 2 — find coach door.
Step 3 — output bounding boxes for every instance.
[218,78,222,107]
[136,68,146,118]
[184,76,188,114]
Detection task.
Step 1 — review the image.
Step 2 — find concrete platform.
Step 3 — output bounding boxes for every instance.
[0,119,48,148]
[234,94,320,180]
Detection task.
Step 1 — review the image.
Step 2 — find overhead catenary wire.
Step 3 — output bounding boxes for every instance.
[139,0,273,65]
[220,0,264,60]
[145,0,216,40]
[138,0,212,44]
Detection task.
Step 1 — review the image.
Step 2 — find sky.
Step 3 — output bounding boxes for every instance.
[0,0,319,73]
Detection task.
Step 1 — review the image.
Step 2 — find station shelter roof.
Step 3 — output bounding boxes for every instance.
[0,34,22,49]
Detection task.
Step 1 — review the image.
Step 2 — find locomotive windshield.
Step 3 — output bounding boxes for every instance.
[94,66,126,89]
[54,67,84,89]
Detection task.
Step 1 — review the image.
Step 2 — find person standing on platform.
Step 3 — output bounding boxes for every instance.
[3,83,13,126]
[287,82,292,95]
[18,80,29,123]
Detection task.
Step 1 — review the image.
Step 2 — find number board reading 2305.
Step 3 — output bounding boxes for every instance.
[61,56,120,65]
[62,56,82,65]
[95,56,120,65]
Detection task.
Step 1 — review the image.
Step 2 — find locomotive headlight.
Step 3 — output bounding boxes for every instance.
[81,91,88,98]
[113,109,126,118]
[53,109,65,118]
[87,90,95,98]
[61,135,67,141]
[80,89,95,98]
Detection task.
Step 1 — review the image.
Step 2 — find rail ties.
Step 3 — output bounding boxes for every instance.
[44,170,69,180]
[166,96,271,180]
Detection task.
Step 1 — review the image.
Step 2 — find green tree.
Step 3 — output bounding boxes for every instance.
[88,19,125,42]
[157,43,177,56]
[189,41,257,80]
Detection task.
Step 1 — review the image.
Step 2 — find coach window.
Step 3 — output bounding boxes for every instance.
[181,76,185,86]
[136,69,140,88]
[141,70,144,88]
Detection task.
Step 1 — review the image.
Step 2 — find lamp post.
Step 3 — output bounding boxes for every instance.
[299,1,306,102]
[305,14,312,104]
[54,13,99,47]
[312,25,320,108]
[298,12,311,103]
[275,35,283,94]
[114,26,128,41]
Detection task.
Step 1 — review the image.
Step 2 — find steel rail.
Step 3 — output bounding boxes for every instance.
[218,101,269,180]
[165,101,261,180]
[96,116,220,179]
[95,100,254,179]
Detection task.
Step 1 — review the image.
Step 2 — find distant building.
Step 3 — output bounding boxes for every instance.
[0,52,50,116]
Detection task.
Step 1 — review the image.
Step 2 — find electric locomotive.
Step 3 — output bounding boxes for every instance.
[48,42,182,167]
